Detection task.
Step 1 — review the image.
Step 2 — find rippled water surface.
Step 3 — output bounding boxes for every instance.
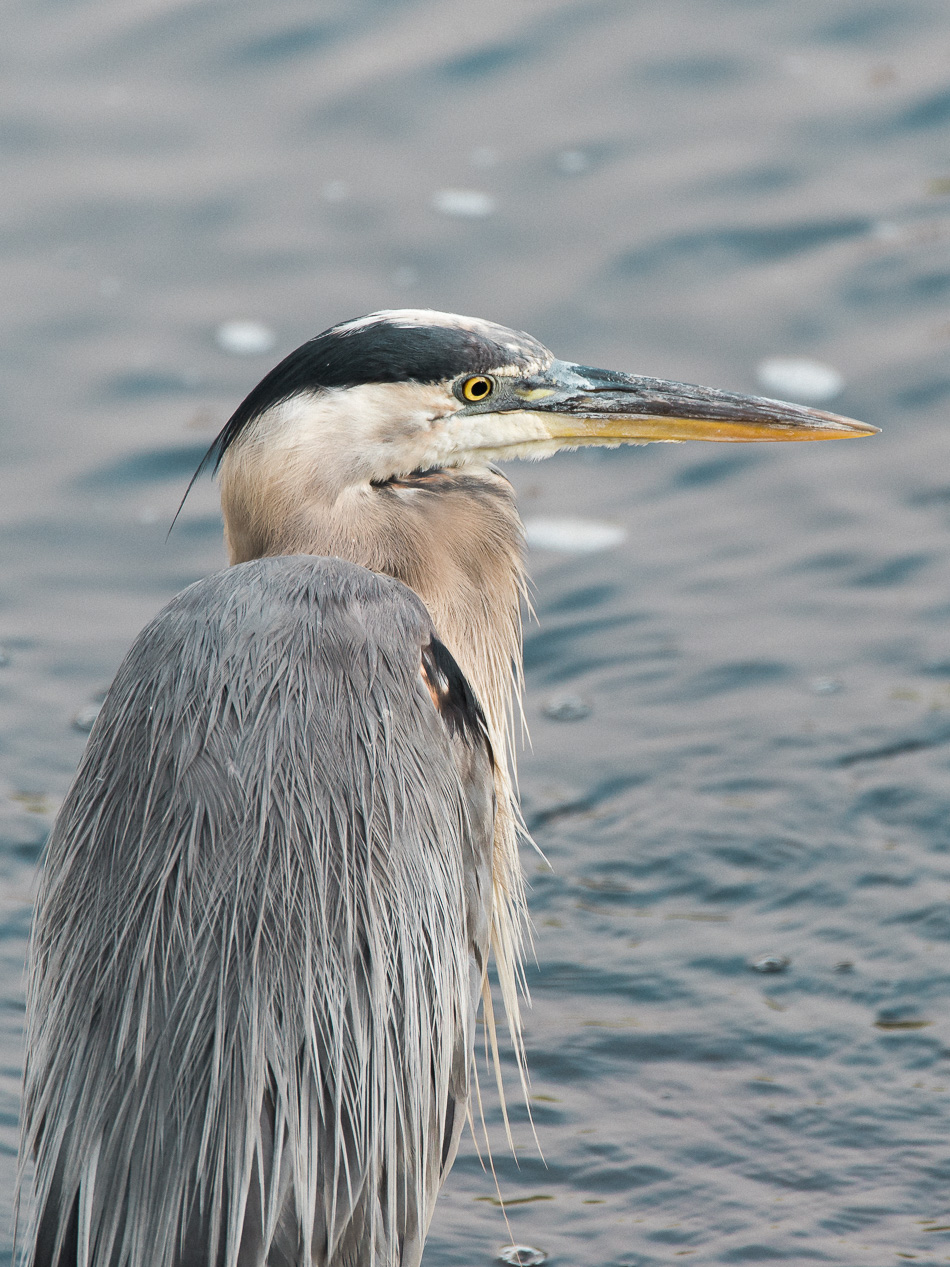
[4,1,950,1262]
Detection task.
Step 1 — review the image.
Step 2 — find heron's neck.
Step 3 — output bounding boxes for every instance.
[219,458,526,744]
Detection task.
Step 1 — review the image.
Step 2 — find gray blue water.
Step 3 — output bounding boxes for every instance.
[4,0,950,1261]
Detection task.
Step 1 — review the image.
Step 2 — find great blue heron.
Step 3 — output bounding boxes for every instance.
[20,310,876,1267]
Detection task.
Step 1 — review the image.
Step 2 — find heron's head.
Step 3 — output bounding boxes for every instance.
[210,308,875,503]
[208,307,878,585]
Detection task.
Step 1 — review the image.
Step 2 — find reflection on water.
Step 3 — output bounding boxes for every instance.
[4,0,950,1263]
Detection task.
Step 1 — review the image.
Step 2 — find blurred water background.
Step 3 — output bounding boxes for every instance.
[4,0,950,1262]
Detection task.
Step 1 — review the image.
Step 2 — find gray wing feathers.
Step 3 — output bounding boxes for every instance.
[21,556,494,1267]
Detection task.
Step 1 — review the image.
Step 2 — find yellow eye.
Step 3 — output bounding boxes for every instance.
[460,375,494,402]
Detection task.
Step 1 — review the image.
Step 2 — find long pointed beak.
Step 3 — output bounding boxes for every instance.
[517,362,878,443]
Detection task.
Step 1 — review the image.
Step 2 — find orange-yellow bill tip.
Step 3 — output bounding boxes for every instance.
[546,412,879,445]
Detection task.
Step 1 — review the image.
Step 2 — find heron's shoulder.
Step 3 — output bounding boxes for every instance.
[133,556,491,756]
[169,554,432,634]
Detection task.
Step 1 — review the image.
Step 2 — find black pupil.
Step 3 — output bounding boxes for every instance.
[470,379,490,398]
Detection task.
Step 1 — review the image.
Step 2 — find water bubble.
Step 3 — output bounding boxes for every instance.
[556,149,588,175]
[751,954,790,974]
[756,357,845,405]
[523,516,626,553]
[542,693,591,722]
[321,180,348,202]
[498,1247,548,1267]
[72,703,102,733]
[808,677,842,694]
[431,189,495,218]
[215,321,277,357]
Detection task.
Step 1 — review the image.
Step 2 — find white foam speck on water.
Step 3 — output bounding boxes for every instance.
[71,703,102,734]
[556,149,588,174]
[808,676,843,694]
[524,516,626,553]
[750,954,790,974]
[431,189,495,218]
[756,357,844,404]
[215,320,277,356]
[542,692,592,722]
[498,1247,548,1267]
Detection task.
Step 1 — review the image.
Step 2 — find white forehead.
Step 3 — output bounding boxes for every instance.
[333,309,539,355]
